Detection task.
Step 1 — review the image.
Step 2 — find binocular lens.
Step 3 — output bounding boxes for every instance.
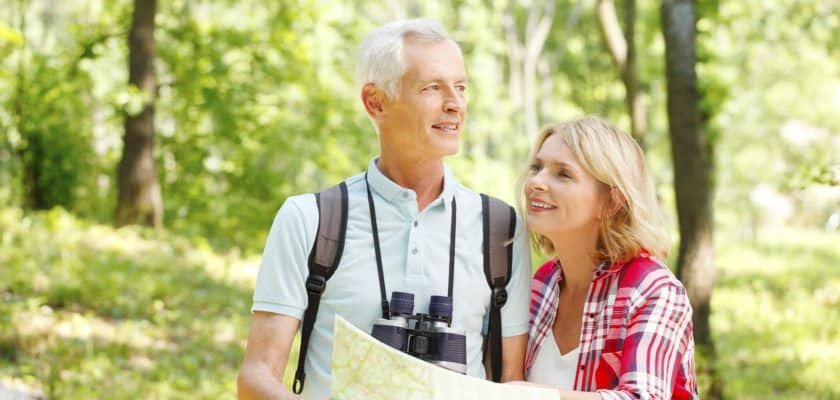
[371,291,467,375]
[390,291,415,315]
[428,295,453,321]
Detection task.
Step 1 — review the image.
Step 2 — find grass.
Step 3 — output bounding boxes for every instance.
[713,228,840,399]
[1,207,838,398]
[0,207,257,398]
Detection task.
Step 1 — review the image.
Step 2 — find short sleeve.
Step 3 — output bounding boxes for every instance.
[500,214,532,337]
[250,194,318,320]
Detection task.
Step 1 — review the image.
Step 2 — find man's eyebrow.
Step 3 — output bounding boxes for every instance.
[419,76,468,84]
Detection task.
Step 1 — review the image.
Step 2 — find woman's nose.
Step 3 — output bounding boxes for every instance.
[525,172,546,193]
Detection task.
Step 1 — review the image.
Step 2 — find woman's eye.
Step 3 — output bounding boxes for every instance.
[557,170,571,178]
[529,164,541,173]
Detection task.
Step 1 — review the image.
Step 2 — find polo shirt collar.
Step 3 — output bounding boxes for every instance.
[365,157,456,211]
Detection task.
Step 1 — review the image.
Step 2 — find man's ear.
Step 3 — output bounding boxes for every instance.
[361,83,385,118]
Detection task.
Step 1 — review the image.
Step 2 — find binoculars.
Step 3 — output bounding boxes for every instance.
[370,291,467,374]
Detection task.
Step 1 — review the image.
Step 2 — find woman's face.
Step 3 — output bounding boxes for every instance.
[524,134,606,242]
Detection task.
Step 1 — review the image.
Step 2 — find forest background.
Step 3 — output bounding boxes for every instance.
[1,0,838,399]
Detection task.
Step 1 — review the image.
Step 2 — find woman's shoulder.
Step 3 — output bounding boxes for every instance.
[619,254,687,294]
[533,259,557,283]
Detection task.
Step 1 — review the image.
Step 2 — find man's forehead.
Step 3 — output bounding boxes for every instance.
[402,41,466,80]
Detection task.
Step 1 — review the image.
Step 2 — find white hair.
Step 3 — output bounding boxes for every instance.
[357,18,460,100]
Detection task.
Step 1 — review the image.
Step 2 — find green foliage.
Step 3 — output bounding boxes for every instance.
[0,207,253,398]
[713,228,840,399]
[1,2,838,396]
[3,209,838,398]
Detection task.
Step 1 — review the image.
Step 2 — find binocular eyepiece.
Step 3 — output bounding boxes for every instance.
[371,291,467,374]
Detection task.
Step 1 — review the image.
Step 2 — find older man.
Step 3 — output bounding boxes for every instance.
[236,18,531,400]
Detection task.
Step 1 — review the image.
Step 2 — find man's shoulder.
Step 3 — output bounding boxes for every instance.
[283,172,367,205]
[451,183,516,209]
[275,171,365,219]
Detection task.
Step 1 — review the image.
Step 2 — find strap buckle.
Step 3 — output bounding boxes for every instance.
[305,275,327,294]
[491,287,507,308]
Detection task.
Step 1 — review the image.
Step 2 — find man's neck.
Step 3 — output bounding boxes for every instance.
[376,154,445,212]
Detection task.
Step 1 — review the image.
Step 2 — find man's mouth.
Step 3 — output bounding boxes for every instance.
[432,122,459,132]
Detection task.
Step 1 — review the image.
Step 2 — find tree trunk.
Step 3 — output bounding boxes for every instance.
[504,0,556,140]
[115,0,162,228]
[596,0,647,148]
[661,0,722,398]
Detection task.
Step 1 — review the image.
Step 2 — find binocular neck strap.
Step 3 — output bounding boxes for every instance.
[365,173,457,320]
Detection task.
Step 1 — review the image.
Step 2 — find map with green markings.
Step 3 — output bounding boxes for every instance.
[331,315,561,400]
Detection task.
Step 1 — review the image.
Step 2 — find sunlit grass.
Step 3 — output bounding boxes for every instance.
[0,207,255,398]
[1,208,838,398]
[714,227,840,399]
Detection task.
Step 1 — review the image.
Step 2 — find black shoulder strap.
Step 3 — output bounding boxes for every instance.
[480,194,516,382]
[292,182,348,394]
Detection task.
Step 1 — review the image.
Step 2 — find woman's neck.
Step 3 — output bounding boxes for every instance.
[551,230,600,288]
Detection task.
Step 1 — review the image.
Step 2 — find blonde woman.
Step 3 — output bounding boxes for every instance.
[513,117,697,399]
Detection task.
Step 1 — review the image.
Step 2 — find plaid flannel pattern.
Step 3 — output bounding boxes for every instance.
[525,255,698,400]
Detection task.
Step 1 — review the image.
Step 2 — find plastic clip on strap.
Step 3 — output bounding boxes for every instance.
[293,181,348,394]
[293,274,327,394]
[489,286,507,382]
[481,193,515,383]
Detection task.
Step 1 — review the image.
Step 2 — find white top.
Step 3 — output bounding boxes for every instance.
[527,331,581,390]
[251,158,533,400]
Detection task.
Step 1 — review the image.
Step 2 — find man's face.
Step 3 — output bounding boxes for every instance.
[378,38,467,162]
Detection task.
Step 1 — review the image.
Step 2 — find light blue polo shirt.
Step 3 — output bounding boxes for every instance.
[252,158,531,399]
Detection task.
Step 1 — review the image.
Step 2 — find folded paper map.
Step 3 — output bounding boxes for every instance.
[331,315,561,400]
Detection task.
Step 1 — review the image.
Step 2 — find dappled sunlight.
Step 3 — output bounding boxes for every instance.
[713,226,840,399]
[13,307,176,351]
[0,377,43,400]
[80,225,174,257]
[2,2,838,398]
[1,206,252,398]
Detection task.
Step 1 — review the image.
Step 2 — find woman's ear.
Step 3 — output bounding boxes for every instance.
[602,187,626,219]
[361,83,384,118]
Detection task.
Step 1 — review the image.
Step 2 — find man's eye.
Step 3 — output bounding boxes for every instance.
[456,85,467,92]
[424,84,440,91]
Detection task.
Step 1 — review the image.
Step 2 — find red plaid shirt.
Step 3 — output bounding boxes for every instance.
[524,254,698,400]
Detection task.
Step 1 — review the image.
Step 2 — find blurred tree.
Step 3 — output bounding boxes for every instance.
[661,0,722,398]
[503,0,556,140]
[5,0,98,212]
[115,0,163,228]
[596,0,647,148]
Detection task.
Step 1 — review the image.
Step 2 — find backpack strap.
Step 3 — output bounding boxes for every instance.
[292,182,348,394]
[480,194,516,382]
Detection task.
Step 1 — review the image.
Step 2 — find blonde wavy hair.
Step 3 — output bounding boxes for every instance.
[518,116,670,264]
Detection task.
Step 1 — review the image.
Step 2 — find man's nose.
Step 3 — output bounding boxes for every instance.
[443,89,464,113]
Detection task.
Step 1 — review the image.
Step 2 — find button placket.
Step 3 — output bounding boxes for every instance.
[405,214,423,277]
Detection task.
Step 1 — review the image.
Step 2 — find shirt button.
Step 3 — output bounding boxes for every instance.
[579,365,585,370]
[411,248,418,255]
[413,221,418,227]
[589,313,595,318]
[402,192,409,198]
